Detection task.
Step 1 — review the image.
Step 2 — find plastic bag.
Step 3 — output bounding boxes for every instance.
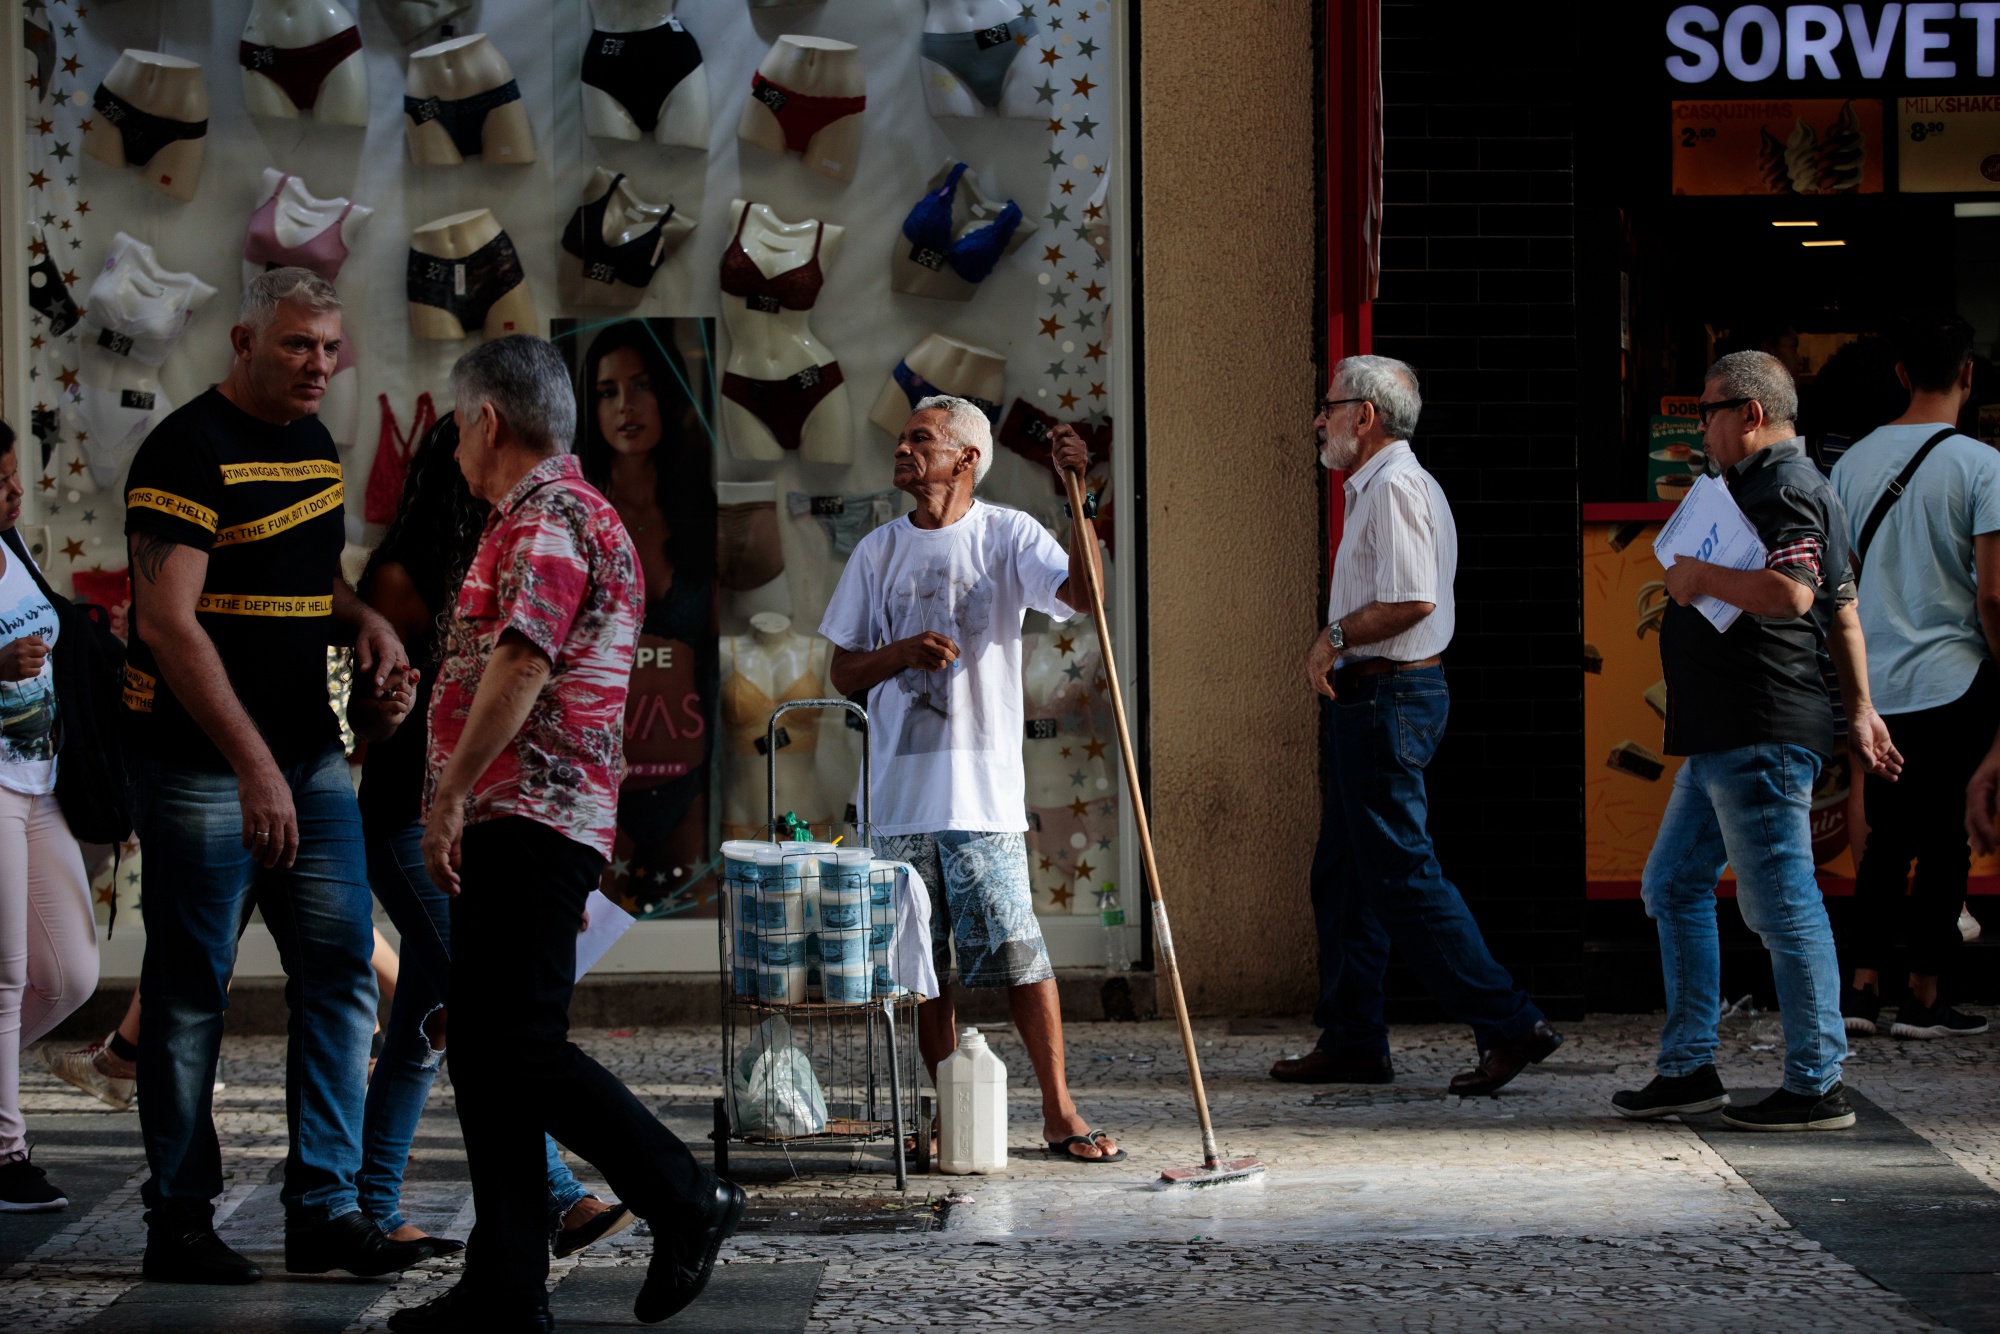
[730,1017,827,1137]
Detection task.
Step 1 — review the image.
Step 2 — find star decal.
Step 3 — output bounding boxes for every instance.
[28,335,42,350]
[1084,737,1107,760]
[1098,837,1114,851]
[1085,342,1106,362]
[1056,634,1076,655]
[1015,30,1030,46]
[1060,745,1073,758]
[34,117,52,135]
[1038,315,1065,338]
[1071,75,1097,97]
[81,509,95,523]
[59,53,82,75]
[55,365,77,391]
[77,116,91,134]
[1058,179,1075,195]
[1042,245,1065,264]
[1068,797,1091,819]
[24,75,40,95]
[1046,203,1071,226]
[1049,284,1071,306]
[61,537,85,562]
[1094,674,1109,692]
[1050,882,1074,909]
[1076,310,1097,329]
[1046,360,1069,377]
[1066,269,1079,281]
[1084,281,1105,301]
[65,457,85,476]
[61,22,76,37]
[1074,115,1099,138]
[27,238,46,259]
[1085,203,1105,221]
[1063,661,1085,681]
[73,198,88,216]
[1043,149,1065,168]
[1039,855,1054,872]
[94,884,117,907]
[1044,117,1065,135]
[1069,769,1087,788]
[1038,45,1061,66]
[1047,14,1064,30]
[59,267,78,286]
[48,140,70,162]
[1034,79,1057,104]
[1058,389,1079,410]
[1074,859,1096,880]
[1099,801,1115,817]
[27,170,48,189]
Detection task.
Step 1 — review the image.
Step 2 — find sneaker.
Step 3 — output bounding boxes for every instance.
[0,1154,67,1212]
[1611,1066,1730,1119]
[1842,987,1882,1036]
[1890,1001,1989,1040]
[39,1038,135,1111]
[1962,903,1983,943]
[1721,1082,1856,1131]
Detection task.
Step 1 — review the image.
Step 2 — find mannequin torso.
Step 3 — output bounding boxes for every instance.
[720,614,831,831]
[738,36,864,182]
[582,0,709,149]
[919,0,1040,119]
[720,200,850,463]
[77,233,217,488]
[868,334,1006,437]
[407,208,535,340]
[892,158,1035,300]
[559,167,694,308]
[241,0,367,126]
[405,34,535,165]
[242,171,368,443]
[87,52,208,200]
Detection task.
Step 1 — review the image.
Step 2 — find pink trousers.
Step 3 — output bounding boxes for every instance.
[0,787,98,1161]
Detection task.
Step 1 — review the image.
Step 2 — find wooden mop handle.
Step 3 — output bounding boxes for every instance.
[1061,466,1223,1166]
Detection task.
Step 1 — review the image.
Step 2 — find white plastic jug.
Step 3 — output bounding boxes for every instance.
[936,1026,1007,1175]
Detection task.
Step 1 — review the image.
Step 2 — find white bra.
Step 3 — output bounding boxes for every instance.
[81,233,217,368]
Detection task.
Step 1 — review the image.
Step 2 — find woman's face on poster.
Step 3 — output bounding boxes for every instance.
[595,345,664,456]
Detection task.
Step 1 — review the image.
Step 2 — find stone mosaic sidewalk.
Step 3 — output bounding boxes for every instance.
[4,1009,1994,1331]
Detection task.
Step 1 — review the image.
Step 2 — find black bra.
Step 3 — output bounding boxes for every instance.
[561,174,673,291]
[92,85,208,167]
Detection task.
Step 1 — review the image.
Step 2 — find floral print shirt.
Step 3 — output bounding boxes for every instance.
[425,453,639,858]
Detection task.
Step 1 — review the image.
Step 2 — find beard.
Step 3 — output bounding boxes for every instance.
[1318,424,1359,471]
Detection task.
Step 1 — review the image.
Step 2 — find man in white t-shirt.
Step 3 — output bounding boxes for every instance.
[1831,313,2000,1041]
[820,397,1122,1165]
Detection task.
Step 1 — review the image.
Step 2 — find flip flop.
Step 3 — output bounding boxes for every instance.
[1046,1130,1126,1164]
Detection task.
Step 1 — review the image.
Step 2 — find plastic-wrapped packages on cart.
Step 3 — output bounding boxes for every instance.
[730,1016,827,1136]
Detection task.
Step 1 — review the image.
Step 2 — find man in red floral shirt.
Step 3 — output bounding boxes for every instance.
[392,338,740,1334]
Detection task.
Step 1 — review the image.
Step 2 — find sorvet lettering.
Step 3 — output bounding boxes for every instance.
[212,482,343,546]
[1666,4,2000,83]
[128,487,218,532]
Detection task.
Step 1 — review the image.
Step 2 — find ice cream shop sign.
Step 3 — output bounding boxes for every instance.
[1665,4,2000,84]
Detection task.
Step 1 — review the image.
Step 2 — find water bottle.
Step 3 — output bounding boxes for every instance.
[936,1027,1007,1174]
[1098,884,1131,972]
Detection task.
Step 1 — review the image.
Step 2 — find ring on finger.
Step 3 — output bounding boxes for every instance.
[255,830,271,841]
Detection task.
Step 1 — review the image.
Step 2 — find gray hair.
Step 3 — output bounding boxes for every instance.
[1704,350,1797,429]
[914,394,994,486]
[450,335,576,455]
[1332,354,1423,439]
[238,266,341,331]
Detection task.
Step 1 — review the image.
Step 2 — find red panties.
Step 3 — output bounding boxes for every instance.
[748,73,865,154]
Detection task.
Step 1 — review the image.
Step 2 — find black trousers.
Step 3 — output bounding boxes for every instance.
[450,817,711,1301]
[1853,666,2000,979]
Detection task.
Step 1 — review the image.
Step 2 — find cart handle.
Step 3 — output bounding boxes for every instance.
[766,698,870,837]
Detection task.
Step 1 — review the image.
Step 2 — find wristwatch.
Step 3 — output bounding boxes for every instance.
[1327,621,1346,651]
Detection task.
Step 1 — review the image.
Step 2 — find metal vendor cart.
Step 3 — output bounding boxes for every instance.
[711,698,928,1189]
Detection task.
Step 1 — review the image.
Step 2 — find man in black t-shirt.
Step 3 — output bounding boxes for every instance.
[122,268,425,1285]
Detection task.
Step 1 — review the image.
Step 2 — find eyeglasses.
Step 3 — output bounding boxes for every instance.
[1696,396,1754,424]
[1315,397,1367,417]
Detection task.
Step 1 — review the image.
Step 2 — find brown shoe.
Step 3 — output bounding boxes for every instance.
[1269,1049,1393,1084]
[1448,1022,1563,1097]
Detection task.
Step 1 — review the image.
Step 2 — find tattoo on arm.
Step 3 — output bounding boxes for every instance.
[130,532,182,585]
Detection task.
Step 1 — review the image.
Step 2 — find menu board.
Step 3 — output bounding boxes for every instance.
[1898,94,2000,192]
[1671,99,1884,196]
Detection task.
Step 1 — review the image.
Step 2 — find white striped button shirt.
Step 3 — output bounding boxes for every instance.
[1327,440,1457,667]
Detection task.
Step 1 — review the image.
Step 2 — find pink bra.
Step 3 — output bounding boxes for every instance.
[242,175,353,280]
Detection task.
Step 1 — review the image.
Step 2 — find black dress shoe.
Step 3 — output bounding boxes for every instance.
[1269,1049,1393,1084]
[286,1210,435,1276]
[635,1179,746,1324]
[387,1283,553,1334]
[1448,1021,1563,1097]
[142,1215,263,1285]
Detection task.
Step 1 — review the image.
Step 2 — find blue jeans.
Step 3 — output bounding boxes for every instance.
[358,820,589,1232]
[1641,743,1846,1096]
[1311,670,1543,1056]
[132,744,375,1225]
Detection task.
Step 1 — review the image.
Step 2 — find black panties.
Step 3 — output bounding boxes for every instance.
[406,231,526,333]
[581,22,702,134]
[404,79,521,159]
[722,363,845,453]
[92,85,207,167]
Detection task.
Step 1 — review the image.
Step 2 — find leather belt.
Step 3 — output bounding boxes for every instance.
[1333,655,1441,688]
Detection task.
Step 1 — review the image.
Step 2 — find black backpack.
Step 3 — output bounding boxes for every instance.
[1,526,131,848]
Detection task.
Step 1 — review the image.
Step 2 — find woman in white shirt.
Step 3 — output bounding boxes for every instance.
[0,421,98,1212]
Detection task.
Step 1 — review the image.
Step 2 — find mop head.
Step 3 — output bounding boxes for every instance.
[1157,1158,1267,1189]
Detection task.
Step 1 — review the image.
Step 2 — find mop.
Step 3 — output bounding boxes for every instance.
[1060,465,1267,1189]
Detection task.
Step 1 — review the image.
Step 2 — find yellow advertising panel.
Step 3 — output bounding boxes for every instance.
[1671,99,1884,196]
[1898,94,2000,192]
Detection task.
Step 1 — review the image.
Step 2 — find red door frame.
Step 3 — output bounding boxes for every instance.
[1323,0,1381,571]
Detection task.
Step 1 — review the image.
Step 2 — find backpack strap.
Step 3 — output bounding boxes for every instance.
[1854,427,1958,570]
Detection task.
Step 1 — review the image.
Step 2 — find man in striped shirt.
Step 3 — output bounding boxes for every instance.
[1272,354,1562,1097]
[1616,351,1899,1132]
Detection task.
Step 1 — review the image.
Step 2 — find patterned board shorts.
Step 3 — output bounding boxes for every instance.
[876,830,1054,990]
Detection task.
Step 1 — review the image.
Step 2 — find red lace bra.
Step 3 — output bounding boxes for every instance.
[719,204,825,313]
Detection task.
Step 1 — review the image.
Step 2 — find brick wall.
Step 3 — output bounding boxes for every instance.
[1367,3,1584,1019]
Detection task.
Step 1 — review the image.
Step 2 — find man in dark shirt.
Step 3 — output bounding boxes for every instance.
[123,268,426,1284]
[1612,351,1900,1132]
